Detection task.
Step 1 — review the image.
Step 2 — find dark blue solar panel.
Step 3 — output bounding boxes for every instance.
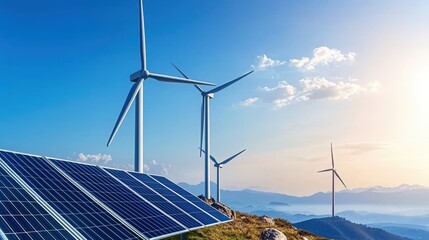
[105,168,203,229]
[151,175,231,222]
[0,162,74,240]
[0,150,141,240]
[51,159,186,239]
[129,172,220,225]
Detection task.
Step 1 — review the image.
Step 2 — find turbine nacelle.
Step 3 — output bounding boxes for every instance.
[207,93,214,99]
[130,69,150,82]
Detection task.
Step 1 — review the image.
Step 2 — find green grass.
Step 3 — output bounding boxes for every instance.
[166,212,327,240]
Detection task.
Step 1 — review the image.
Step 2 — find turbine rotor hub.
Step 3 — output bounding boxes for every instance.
[142,70,150,79]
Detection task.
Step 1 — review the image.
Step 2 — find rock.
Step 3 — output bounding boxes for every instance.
[260,228,287,240]
[198,195,236,219]
[260,215,276,226]
[198,195,216,205]
[212,202,236,219]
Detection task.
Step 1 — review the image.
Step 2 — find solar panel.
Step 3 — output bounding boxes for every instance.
[50,159,187,239]
[150,175,231,222]
[104,168,208,230]
[129,172,221,225]
[0,150,142,240]
[0,160,75,240]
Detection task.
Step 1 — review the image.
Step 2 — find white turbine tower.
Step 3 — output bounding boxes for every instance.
[172,64,253,198]
[200,148,246,202]
[318,143,347,217]
[107,0,215,173]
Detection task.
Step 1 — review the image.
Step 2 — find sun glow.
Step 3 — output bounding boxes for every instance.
[410,68,429,115]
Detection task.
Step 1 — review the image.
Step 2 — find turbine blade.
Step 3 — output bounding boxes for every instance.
[107,79,144,146]
[171,63,190,79]
[199,147,218,164]
[194,85,204,93]
[171,63,205,93]
[200,97,205,157]
[334,170,347,188]
[139,0,146,70]
[206,71,253,94]
[317,168,333,173]
[331,142,335,168]
[149,73,215,86]
[219,149,246,165]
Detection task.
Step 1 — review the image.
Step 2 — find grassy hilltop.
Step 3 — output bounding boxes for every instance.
[166,212,326,240]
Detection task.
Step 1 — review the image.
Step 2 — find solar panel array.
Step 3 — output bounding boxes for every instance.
[105,169,203,230]
[151,175,231,222]
[0,149,231,240]
[0,151,142,240]
[0,165,75,240]
[129,173,221,225]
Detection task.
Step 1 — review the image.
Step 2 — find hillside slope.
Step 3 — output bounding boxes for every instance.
[166,212,326,240]
[294,216,408,240]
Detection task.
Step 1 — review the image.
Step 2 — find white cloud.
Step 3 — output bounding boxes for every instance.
[260,77,377,108]
[300,77,365,100]
[240,97,259,107]
[144,160,171,175]
[77,153,112,163]
[261,81,299,107]
[252,54,286,70]
[290,46,356,71]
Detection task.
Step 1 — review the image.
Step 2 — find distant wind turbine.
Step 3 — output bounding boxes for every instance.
[107,0,215,173]
[172,63,253,198]
[200,148,246,202]
[318,143,347,217]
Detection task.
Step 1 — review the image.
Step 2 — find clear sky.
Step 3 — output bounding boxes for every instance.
[1,0,428,196]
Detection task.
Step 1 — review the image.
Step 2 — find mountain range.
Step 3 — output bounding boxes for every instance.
[179,182,429,206]
[294,217,408,240]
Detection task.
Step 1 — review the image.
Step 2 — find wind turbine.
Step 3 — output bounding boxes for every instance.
[172,63,253,198]
[200,148,246,202]
[318,143,347,217]
[107,0,215,173]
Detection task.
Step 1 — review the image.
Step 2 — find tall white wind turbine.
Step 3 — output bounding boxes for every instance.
[318,143,347,217]
[172,64,253,198]
[200,148,246,202]
[107,0,215,173]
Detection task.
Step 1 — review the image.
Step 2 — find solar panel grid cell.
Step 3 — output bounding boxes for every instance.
[150,175,231,222]
[129,173,220,226]
[104,168,203,230]
[0,150,141,240]
[51,159,186,239]
[0,163,75,240]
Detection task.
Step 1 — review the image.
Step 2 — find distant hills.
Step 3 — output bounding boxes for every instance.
[294,217,409,240]
[179,182,429,206]
[369,223,429,240]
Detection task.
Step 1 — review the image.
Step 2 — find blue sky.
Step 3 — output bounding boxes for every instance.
[1,0,429,196]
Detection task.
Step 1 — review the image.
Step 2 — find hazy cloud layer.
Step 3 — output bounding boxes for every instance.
[339,142,389,155]
[77,153,112,163]
[260,77,378,108]
[144,160,171,175]
[290,46,356,71]
[252,54,286,70]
